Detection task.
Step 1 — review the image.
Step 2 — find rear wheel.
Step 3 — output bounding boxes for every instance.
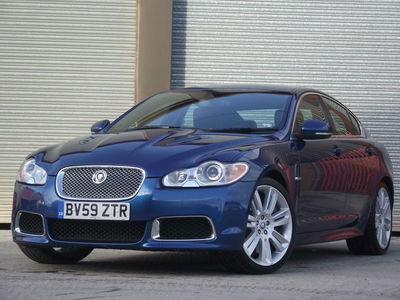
[346,182,392,255]
[18,244,93,264]
[219,178,295,274]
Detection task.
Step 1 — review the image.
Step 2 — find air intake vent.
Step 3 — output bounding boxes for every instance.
[155,217,214,240]
[48,219,146,243]
[17,212,44,235]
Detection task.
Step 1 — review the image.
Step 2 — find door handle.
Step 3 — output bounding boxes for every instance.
[331,147,342,156]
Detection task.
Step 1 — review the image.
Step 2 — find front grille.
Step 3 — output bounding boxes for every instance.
[57,166,145,200]
[18,212,44,235]
[48,219,146,243]
[158,217,214,240]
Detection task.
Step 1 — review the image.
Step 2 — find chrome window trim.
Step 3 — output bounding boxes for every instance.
[56,165,146,201]
[291,92,366,139]
[151,215,216,241]
[14,210,45,236]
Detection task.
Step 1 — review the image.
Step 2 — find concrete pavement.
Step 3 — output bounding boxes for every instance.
[0,230,399,300]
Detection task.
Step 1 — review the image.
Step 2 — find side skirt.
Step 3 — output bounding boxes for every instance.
[295,227,363,246]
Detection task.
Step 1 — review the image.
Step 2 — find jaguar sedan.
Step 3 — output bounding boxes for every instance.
[12,85,393,273]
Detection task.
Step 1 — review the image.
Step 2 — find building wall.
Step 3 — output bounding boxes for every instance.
[0,0,137,222]
[171,0,400,230]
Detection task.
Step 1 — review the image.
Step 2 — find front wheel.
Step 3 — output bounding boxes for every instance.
[18,244,93,264]
[219,178,295,274]
[346,182,392,255]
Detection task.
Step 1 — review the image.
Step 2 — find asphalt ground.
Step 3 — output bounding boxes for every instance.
[0,230,399,300]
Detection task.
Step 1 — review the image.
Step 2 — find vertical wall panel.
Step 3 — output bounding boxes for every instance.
[172,0,400,230]
[0,0,136,222]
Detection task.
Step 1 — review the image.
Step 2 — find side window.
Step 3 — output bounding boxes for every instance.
[294,94,328,133]
[322,97,361,136]
[348,113,362,136]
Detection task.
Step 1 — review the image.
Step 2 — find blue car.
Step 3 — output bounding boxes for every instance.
[12,86,394,273]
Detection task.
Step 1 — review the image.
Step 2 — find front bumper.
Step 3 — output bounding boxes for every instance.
[12,177,256,251]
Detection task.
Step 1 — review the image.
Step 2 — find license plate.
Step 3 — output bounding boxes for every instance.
[60,201,130,220]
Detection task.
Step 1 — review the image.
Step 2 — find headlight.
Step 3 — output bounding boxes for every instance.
[16,159,47,185]
[162,161,249,187]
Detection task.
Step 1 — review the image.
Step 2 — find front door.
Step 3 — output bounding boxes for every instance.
[294,94,347,233]
[321,96,375,228]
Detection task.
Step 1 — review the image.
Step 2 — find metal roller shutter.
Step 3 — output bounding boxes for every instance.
[0,0,136,222]
[171,0,400,230]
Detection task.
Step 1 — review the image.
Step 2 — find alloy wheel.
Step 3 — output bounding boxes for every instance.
[244,184,293,266]
[375,187,391,249]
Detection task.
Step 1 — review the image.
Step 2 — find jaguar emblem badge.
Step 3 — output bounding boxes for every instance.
[92,170,107,184]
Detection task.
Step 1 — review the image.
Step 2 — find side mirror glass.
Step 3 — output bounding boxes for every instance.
[296,120,332,140]
[91,120,110,134]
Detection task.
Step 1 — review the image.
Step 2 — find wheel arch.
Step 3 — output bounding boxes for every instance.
[257,166,295,205]
[381,176,394,206]
[247,167,290,214]
[262,169,288,191]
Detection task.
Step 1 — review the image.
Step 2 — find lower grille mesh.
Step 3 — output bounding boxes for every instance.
[48,219,146,243]
[159,217,214,240]
[18,212,44,235]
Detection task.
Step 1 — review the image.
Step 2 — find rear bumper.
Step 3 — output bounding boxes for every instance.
[12,177,256,250]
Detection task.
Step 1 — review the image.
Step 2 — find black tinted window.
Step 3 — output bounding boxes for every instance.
[322,97,361,136]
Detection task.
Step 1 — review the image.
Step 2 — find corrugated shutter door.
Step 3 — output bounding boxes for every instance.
[0,1,136,222]
[172,0,400,230]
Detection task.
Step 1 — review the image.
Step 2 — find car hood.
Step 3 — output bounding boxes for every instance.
[31,129,275,176]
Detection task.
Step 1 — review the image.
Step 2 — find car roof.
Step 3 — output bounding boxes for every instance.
[170,84,327,97]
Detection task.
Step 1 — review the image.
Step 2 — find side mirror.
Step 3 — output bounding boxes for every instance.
[295,120,332,140]
[91,120,110,134]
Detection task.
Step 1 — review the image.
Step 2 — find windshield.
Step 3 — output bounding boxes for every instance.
[107,91,292,133]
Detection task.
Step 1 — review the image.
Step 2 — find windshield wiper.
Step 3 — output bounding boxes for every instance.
[126,125,196,131]
[204,127,280,133]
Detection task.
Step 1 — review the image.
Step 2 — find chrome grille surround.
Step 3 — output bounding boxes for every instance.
[15,211,45,236]
[56,165,145,201]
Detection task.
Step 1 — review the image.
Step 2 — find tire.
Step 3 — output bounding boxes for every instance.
[346,182,392,255]
[219,178,295,274]
[18,244,93,264]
